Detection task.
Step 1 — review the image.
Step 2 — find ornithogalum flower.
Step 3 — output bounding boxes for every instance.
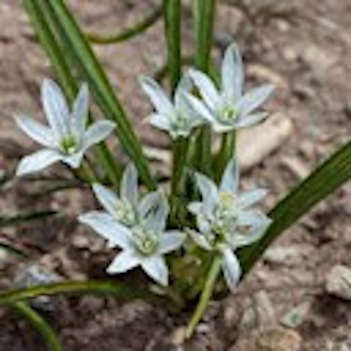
[79,192,185,286]
[15,79,115,175]
[91,163,161,232]
[184,43,274,133]
[139,74,204,139]
[187,158,271,291]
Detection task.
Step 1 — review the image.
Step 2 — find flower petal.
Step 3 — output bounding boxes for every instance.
[182,92,216,124]
[221,246,241,292]
[148,113,171,131]
[138,191,162,218]
[175,74,193,107]
[141,255,168,286]
[82,120,115,150]
[194,172,219,215]
[41,78,70,138]
[188,69,220,110]
[220,157,239,193]
[106,250,140,274]
[188,202,202,215]
[139,75,173,115]
[238,188,268,209]
[143,192,169,234]
[71,83,89,137]
[235,112,268,128]
[187,229,212,251]
[120,163,138,206]
[236,84,274,117]
[92,183,120,216]
[16,149,63,176]
[78,211,133,249]
[14,115,55,147]
[61,150,84,169]
[221,43,244,102]
[158,231,185,254]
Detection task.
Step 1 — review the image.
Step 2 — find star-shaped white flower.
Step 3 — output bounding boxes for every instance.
[184,43,274,133]
[91,163,161,233]
[187,158,271,291]
[139,74,204,139]
[79,192,185,286]
[15,79,115,176]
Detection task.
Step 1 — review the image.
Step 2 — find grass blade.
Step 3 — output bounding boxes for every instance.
[0,210,56,228]
[239,140,351,273]
[11,301,62,351]
[44,0,156,189]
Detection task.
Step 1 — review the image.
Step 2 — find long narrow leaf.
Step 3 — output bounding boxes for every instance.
[0,210,56,228]
[11,301,62,351]
[239,140,351,273]
[43,0,156,189]
[23,0,122,187]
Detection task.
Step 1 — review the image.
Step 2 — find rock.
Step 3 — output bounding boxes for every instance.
[281,156,310,179]
[264,245,312,266]
[72,233,91,249]
[280,301,311,328]
[253,290,276,327]
[247,64,288,90]
[231,328,302,351]
[170,326,186,346]
[326,265,351,300]
[237,113,293,171]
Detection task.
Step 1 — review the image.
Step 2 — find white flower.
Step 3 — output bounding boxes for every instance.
[79,192,185,286]
[15,79,115,176]
[187,158,271,291]
[139,74,204,139]
[91,163,161,231]
[184,43,274,133]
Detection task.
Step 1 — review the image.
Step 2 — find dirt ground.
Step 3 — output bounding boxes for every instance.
[0,0,351,350]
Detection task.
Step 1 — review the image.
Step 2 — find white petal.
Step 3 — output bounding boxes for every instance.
[211,121,236,133]
[14,115,55,147]
[138,191,162,218]
[143,192,169,234]
[71,83,89,137]
[235,112,268,128]
[158,231,185,254]
[61,150,84,168]
[175,74,193,106]
[82,120,115,150]
[78,211,133,249]
[195,172,219,215]
[188,202,202,215]
[120,163,138,206]
[236,84,274,117]
[92,183,120,216]
[187,229,212,251]
[139,75,173,115]
[182,92,216,124]
[221,43,244,102]
[16,149,63,176]
[141,255,168,286]
[238,188,268,209]
[148,113,171,131]
[106,250,140,274]
[188,69,220,110]
[220,157,239,193]
[176,91,205,125]
[221,246,241,292]
[41,79,70,138]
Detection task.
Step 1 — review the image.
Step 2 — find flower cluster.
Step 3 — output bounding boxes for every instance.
[13,41,273,292]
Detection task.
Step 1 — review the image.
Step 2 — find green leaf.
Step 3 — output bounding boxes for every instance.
[0,242,28,258]
[0,280,167,307]
[239,140,351,273]
[87,6,162,44]
[23,0,123,187]
[0,210,57,228]
[43,0,156,190]
[11,301,62,351]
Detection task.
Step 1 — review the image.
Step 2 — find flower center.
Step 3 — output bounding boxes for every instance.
[115,200,136,227]
[219,105,238,123]
[132,226,159,255]
[61,135,79,155]
[171,113,189,131]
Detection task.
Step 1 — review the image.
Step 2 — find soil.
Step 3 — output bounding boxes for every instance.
[0,0,350,350]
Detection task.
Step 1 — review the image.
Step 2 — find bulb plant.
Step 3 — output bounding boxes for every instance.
[0,0,350,349]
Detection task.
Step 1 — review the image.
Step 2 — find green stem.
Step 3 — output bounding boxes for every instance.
[193,0,217,174]
[186,255,222,338]
[214,132,236,182]
[12,301,62,351]
[86,6,162,44]
[171,137,189,197]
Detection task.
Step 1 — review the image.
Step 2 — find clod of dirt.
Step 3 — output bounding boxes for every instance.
[326,265,351,300]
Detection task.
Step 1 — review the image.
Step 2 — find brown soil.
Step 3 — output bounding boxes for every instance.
[0,0,350,350]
